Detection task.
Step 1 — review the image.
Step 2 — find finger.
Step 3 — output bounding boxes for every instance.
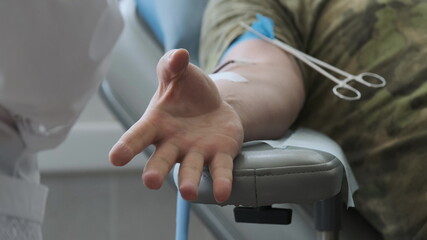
[157,49,190,85]
[178,151,205,201]
[109,120,156,166]
[142,142,180,189]
[209,153,234,203]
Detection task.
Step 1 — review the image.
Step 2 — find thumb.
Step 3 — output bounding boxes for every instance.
[157,49,190,85]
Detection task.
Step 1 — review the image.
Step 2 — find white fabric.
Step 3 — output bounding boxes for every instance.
[0,175,48,224]
[0,121,39,183]
[0,0,123,228]
[0,122,48,224]
[0,215,42,240]
[0,0,123,152]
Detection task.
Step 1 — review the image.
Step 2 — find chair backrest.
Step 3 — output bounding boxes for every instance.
[101,0,162,130]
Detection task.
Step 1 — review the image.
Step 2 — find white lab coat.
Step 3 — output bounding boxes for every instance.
[0,0,123,235]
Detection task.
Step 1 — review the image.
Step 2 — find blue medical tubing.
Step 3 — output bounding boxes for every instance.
[176,192,191,240]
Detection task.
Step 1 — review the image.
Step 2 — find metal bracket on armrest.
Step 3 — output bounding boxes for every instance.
[234,206,292,225]
[314,191,342,240]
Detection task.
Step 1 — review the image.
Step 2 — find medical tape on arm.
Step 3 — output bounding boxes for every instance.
[209,59,253,83]
[209,72,248,83]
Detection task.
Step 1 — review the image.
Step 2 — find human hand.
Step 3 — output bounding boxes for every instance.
[109,49,244,203]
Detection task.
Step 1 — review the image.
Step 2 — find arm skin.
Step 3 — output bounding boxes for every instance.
[214,39,305,141]
[109,39,305,203]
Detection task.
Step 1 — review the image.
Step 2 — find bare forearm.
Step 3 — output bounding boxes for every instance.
[213,39,305,141]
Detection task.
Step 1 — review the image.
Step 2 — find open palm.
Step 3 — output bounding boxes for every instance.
[109,49,244,202]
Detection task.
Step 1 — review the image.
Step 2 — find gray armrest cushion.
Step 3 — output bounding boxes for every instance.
[174,145,343,207]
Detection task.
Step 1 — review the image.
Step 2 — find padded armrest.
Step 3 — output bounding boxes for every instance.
[174,144,344,207]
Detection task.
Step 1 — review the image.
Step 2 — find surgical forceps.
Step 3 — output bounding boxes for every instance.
[240,22,387,101]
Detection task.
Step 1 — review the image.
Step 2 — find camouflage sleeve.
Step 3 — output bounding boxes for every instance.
[201,0,427,239]
[199,0,304,73]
